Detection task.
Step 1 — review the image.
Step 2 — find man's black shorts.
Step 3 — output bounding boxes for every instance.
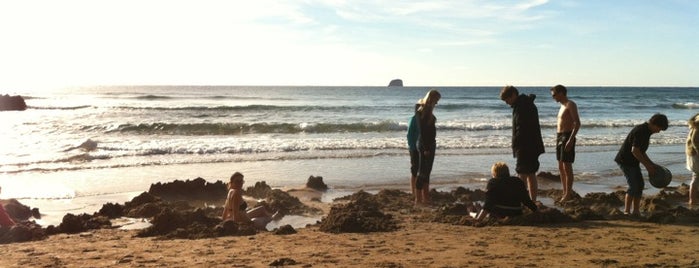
[515,153,540,174]
[556,132,576,163]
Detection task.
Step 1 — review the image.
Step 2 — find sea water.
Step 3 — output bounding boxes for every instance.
[0,86,697,226]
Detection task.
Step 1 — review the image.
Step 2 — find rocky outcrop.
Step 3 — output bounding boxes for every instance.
[306,175,328,191]
[0,95,27,111]
[148,177,227,202]
[319,190,398,233]
[388,79,403,87]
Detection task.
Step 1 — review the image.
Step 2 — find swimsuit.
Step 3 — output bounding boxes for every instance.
[556,131,576,163]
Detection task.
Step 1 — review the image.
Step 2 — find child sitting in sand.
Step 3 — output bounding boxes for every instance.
[221,172,278,230]
[476,162,538,220]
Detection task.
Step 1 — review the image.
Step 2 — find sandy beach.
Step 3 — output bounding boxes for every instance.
[1,214,698,267]
[0,220,697,267]
[2,178,699,268]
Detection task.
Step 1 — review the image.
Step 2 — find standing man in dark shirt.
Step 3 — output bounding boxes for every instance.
[500,85,545,201]
[615,113,668,216]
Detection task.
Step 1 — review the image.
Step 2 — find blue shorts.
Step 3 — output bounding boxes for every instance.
[619,164,644,198]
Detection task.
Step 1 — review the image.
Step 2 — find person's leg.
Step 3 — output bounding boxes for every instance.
[516,154,539,202]
[414,175,424,206]
[411,175,417,198]
[524,172,537,202]
[246,206,272,219]
[410,150,419,202]
[562,162,575,200]
[251,216,272,230]
[625,165,643,215]
[421,182,430,205]
[559,133,576,201]
[624,193,633,214]
[558,161,567,200]
[556,135,567,200]
[414,185,423,205]
[416,148,435,206]
[619,164,642,214]
[632,197,641,216]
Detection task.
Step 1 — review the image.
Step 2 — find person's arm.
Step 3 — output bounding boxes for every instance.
[691,128,699,155]
[482,179,496,213]
[475,209,488,221]
[632,146,656,175]
[565,101,581,152]
[222,191,233,220]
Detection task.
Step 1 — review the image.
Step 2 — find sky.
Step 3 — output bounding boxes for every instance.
[0,0,697,89]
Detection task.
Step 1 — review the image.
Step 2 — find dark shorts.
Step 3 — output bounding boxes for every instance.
[515,152,540,174]
[556,132,576,163]
[619,163,644,197]
[409,149,419,177]
[416,147,435,190]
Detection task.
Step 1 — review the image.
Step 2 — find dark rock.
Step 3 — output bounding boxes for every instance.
[306,175,328,191]
[273,224,297,235]
[126,202,164,218]
[641,196,673,213]
[45,225,59,235]
[137,208,252,239]
[388,79,403,87]
[31,208,41,219]
[245,181,274,199]
[319,191,398,233]
[0,222,45,244]
[267,189,321,216]
[58,213,111,234]
[148,177,227,202]
[137,209,182,237]
[537,171,560,181]
[98,203,124,219]
[215,220,240,236]
[2,199,36,221]
[451,187,486,202]
[125,192,160,209]
[0,95,27,111]
[269,258,298,266]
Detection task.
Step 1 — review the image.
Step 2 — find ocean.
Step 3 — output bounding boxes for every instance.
[1,86,697,226]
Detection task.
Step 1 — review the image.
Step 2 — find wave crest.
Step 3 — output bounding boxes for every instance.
[673,102,699,109]
[106,121,404,135]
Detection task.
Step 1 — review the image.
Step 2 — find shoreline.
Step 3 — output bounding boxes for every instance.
[1,143,692,229]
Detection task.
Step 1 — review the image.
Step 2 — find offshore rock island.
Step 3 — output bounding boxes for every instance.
[388,79,403,87]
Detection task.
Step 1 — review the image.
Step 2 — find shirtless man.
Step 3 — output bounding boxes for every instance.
[551,85,580,202]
